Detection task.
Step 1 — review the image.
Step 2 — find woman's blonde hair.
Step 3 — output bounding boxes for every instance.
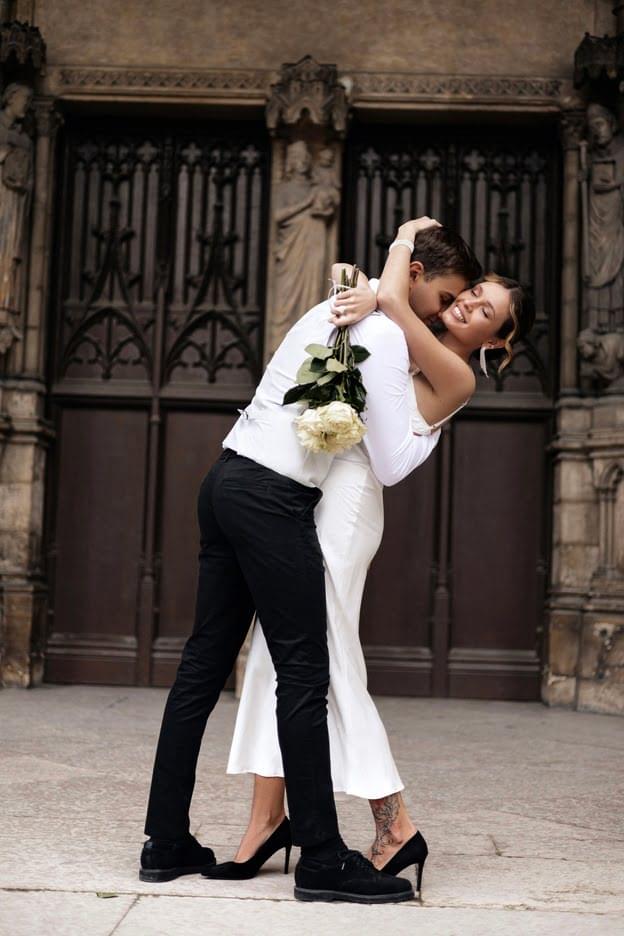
[482,273,535,374]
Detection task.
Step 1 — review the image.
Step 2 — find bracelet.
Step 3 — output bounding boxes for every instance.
[389,238,415,253]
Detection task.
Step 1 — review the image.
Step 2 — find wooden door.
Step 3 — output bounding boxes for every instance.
[44,115,270,686]
[342,120,559,700]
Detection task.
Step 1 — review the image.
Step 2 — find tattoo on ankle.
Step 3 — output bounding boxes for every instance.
[370,793,400,859]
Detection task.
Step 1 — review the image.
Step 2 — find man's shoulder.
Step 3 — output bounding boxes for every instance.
[353,311,407,345]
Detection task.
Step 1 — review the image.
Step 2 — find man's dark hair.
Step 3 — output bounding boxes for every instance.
[412,226,482,283]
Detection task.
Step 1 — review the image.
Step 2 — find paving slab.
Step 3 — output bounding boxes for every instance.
[0,686,623,934]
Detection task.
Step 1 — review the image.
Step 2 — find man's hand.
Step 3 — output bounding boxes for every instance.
[397,216,442,243]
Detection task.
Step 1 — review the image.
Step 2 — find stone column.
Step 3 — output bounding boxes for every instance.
[559,109,584,394]
[0,96,59,687]
[545,101,624,715]
[543,107,589,709]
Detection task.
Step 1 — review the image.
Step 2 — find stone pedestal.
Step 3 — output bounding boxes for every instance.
[545,397,624,714]
[0,96,58,687]
[0,380,53,686]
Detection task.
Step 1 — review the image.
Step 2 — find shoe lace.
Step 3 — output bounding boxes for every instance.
[340,850,375,874]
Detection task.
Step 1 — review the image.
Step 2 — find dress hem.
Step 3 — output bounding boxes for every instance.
[226,766,404,801]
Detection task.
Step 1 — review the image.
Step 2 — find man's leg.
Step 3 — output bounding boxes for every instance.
[144,456,254,841]
[214,457,339,849]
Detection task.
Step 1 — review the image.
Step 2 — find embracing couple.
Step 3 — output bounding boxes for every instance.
[139,216,534,904]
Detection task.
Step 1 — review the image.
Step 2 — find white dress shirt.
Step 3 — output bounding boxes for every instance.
[223,282,439,488]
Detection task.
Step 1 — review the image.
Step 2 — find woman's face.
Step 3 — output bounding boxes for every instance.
[439,281,511,350]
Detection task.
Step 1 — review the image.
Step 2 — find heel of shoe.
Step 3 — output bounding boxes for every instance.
[415,858,426,897]
[284,843,292,874]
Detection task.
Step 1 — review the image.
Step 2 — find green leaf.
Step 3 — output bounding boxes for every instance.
[351,345,370,363]
[283,384,311,405]
[326,357,347,373]
[317,372,338,386]
[309,358,327,373]
[96,893,119,899]
[296,361,320,384]
[304,344,333,360]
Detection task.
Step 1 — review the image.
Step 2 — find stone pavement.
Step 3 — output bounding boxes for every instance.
[1,686,623,936]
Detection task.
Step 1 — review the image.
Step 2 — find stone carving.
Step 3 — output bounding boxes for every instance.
[270,141,340,352]
[58,67,269,96]
[560,108,585,150]
[580,103,624,332]
[56,67,565,111]
[577,328,624,389]
[0,81,33,356]
[0,17,45,71]
[593,461,624,589]
[352,73,563,102]
[266,56,349,136]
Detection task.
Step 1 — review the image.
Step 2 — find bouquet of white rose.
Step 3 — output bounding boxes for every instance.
[282,266,370,454]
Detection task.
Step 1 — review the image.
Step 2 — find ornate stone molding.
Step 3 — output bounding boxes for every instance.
[51,65,571,111]
[266,56,349,137]
[55,67,270,99]
[350,72,567,107]
[0,18,45,72]
[32,96,62,137]
[560,108,586,150]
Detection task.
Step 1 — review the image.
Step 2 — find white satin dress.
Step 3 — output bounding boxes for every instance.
[226,375,457,801]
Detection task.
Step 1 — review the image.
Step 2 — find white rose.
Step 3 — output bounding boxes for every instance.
[295,402,366,454]
[294,408,326,453]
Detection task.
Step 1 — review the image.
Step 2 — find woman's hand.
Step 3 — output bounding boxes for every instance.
[329,285,377,326]
[397,216,442,243]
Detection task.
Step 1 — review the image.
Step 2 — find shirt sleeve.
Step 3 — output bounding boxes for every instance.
[357,317,440,487]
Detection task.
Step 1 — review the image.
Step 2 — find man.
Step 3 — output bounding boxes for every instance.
[140,218,481,903]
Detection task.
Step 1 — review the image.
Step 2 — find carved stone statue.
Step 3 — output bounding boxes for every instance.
[270,141,340,351]
[0,81,34,355]
[577,327,624,390]
[582,103,624,329]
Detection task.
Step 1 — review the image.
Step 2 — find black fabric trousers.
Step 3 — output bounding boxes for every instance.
[144,449,340,848]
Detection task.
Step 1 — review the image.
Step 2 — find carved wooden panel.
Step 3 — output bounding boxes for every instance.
[45,115,270,687]
[344,124,559,397]
[344,120,559,700]
[52,119,268,397]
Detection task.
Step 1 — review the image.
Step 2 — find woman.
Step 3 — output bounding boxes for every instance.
[207,218,535,892]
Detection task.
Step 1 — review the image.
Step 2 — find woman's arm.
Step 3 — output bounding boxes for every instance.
[376,223,475,414]
[328,264,377,321]
[330,262,370,289]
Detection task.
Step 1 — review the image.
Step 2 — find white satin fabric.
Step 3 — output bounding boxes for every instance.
[226,442,404,799]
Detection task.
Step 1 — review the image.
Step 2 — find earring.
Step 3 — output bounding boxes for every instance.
[480,345,490,378]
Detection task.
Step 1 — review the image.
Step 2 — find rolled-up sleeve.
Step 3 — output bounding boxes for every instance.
[355,316,440,486]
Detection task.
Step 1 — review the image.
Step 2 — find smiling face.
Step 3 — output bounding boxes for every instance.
[439,280,512,351]
[408,264,467,323]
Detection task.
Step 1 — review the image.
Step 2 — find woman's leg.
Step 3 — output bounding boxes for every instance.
[368,792,417,869]
[234,774,286,862]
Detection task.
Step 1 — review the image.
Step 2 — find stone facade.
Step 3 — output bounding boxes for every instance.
[1,0,623,713]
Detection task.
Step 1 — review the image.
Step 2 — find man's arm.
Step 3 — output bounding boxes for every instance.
[356,318,439,486]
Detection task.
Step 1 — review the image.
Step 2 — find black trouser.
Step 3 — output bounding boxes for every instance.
[144,449,340,848]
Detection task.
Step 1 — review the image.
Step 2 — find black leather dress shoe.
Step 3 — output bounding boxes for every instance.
[294,849,414,904]
[139,834,216,882]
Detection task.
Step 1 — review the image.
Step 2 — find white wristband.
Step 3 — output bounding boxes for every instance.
[389,238,415,253]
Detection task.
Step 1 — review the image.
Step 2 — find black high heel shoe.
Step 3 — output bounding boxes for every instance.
[202,817,292,881]
[380,830,428,896]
